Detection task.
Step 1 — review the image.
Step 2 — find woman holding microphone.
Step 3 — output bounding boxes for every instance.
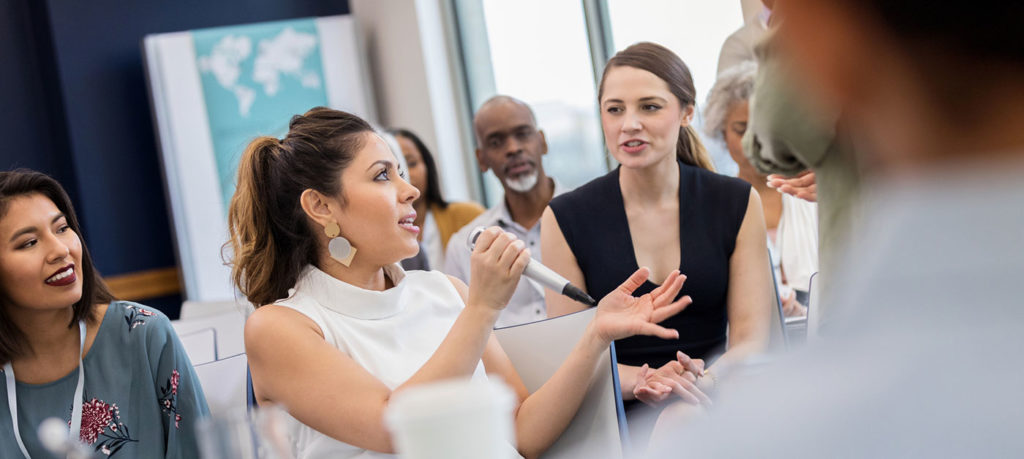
[229,107,695,458]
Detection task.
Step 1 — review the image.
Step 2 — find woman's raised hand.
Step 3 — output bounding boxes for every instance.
[591,268,691,343]
[467,226,531,311]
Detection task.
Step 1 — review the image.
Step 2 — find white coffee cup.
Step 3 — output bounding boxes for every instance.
[385,378,519,459]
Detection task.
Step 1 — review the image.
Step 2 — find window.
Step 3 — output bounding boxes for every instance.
[452,0,748,199]
[453,0,607,205]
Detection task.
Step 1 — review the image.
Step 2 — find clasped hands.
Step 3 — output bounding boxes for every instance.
[633,351,711,406]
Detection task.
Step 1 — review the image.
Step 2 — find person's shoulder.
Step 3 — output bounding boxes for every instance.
[721,19,766,51]
[243,304,328,362]
[110,300,172,329]
[735,20,766,43]
[682,166,752,221]
[108,299,166,316]
[718,21,766,75]
[104,301,178,353]
[550,168,618,211]
[245,303,321,338]
[688,164,751,194]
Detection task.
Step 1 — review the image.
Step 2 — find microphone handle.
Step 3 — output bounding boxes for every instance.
[468,227,596,306]
[523,261,597,306]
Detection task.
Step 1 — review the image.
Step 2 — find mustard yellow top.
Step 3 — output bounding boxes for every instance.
[431,201,485,249]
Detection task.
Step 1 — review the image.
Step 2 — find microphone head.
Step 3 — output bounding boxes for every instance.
[466,226,487,251]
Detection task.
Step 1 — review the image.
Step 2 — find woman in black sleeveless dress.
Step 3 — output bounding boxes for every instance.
[541,43,772,408]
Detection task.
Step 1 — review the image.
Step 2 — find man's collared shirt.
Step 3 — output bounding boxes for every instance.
[443,180,569,328]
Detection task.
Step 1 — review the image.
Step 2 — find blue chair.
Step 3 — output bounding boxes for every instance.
[246,365,257,411]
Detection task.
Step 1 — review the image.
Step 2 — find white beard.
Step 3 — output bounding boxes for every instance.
[504,170,539,193]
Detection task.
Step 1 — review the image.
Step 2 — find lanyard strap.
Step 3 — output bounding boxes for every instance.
[4,320,87,458]
[4,361,28,458]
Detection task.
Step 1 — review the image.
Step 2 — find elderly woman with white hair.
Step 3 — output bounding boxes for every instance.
[704,62,817,317]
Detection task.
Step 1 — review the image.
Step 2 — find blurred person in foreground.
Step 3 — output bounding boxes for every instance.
[716,0,772,76]
[704,61,816,317]
[742,14,863,336]
[652,0,1024,456]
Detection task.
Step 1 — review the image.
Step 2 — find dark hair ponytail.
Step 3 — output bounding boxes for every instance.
[227,107,373,307]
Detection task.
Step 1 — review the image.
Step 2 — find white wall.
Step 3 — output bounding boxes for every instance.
[349,0,479,202]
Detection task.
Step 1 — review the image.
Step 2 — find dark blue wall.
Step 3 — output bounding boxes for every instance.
[1,0,351,316]
[0,0,77,197]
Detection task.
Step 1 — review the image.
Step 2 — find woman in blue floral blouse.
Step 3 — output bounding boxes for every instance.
[0,170,208,458]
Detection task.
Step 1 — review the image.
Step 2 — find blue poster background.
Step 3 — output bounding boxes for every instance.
[192,18,329,211]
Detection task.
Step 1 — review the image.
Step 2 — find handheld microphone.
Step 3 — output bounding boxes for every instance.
[467,227,597,306]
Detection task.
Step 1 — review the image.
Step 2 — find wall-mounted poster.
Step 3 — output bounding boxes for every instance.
[144,16,375,302]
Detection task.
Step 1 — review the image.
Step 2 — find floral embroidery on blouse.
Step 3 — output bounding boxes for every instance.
[74,398,137,456]
[159,369,182,428]
[123,305,155,331]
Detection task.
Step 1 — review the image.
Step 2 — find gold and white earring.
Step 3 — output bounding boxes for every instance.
[325,221,357,266]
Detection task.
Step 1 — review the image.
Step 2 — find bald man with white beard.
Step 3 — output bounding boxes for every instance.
[444,96,568,327]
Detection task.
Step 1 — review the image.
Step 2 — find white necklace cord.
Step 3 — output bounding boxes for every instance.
[4,320,87,458]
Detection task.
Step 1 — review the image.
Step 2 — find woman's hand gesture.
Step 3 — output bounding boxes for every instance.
[591,268,691,344]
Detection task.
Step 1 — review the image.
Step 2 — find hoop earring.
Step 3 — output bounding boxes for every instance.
[324,222,357,267]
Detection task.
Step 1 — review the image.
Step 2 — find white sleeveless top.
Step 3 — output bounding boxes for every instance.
[274,264,490,459]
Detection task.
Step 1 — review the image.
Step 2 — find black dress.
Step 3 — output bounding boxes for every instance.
[549,160,750,368]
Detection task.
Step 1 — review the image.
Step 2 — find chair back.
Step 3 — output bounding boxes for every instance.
[193,353,249,418]
[494,308,626,459]
[767,248,789,350]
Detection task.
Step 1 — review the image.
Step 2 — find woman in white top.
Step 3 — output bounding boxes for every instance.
[704,61,818,316]
[227,107,696,458]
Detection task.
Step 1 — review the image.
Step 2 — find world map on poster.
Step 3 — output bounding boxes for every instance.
[192,18,329,212]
